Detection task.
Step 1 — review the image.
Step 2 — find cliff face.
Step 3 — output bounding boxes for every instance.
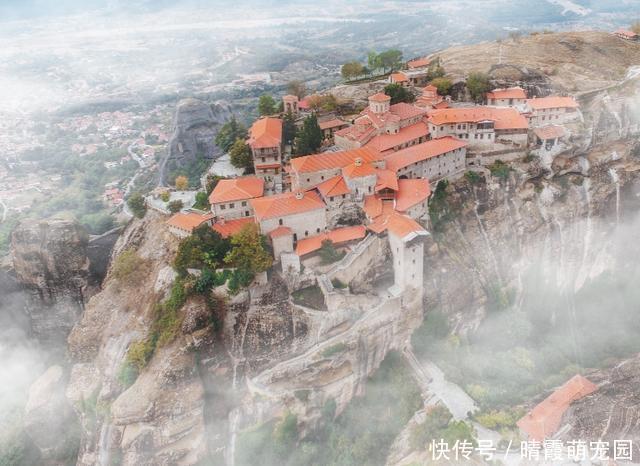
[10,219,90,344]
[163,98,232,185]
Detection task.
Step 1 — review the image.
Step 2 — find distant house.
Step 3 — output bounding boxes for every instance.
[486,87,528,107]
[390,72,410,87]
[525,96,580,127]
[614,28,639,41]
[415,84,446,109]
[208,177,264,221]
[248,117,283,193]
[517,375,597,441]
[532,125,566,151]
[318,118,349,144]
[406,57,431,70]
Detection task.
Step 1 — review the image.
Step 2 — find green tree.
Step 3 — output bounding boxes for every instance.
[319,239,345,264]
[229,139,253,170]
[127,192,146,219]
[224,223,273,274]
[215,117,248,153]
[294,113,323,156]
[287,80,307,99]
[283,110,297,145]
[367,51,381,73]
[194,191,210,210]
[378,49,404,72]
[384,83,415,104]
[258,94,277,116]
[341,61,365,80]
[466,72,492,103]
[167,200,183,213]
[175,175,189,190]
[174,224,231,274]
[430,77,453,95]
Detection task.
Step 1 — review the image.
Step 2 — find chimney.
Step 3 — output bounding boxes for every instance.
[295,191,304,200]
[354,157,363,167]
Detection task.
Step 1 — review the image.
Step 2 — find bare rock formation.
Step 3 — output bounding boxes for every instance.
[11,219,90,344]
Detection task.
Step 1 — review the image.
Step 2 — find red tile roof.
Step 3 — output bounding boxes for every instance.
[369,92,391,102]
[268,226,293,238]
[615,29,638,39]
[391,72,408,83]
[517,375,597,441]
[364,121,429,153]
[248,117,283,149]
[384,137,467,173]
[255,163,282,170]
[251,191,325,221]
[295,225,366,256]
[526,96,579,110]
[166,212,213,232]
[335,121,377,145]
[208,177,264,204]
[534,125,566,140]
[212,216,255,238]
[368,211,427,239]
[319,118,348,131]
[389,103,429,121]
[375,169,399,192]
[342,161,377,179]
[486,87,527,100]
[395,179,431,212]
[314,175,351,198]
[290,147,381,174]
[407,57,431,69]
[364,194,384,219]
[428,107,528,130]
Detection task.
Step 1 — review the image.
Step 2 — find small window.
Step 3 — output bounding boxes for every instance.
[261,157,265,162]
[307,178,310,182]
[316,228,320,233]
[220,205,226,210]
[242,201,247,207]
[329,196,334,202]
[278,219,283,225]
[230,203,235,208]
[305,230,309,237]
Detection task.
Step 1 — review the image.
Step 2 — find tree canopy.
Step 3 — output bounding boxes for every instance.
[215,117,247,153]
[466,72,492,103]
[175,175,189,190]
[283,111,297,145]
[258,94,277,116]
[384,83,415,104]
[341,61,365,81]
[224,223,272,274]
[229,139,253,170]
[167,200,184,213]
[174,224,231,275]
[294,113,323,156]
[127,192,146,219]
[430,77,453,96]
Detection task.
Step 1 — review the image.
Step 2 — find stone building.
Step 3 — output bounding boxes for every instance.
[208,177,264,220]
[525,96,580,127]
[248,117,284,193]
[384,137,467,181]
[486,87,527,108]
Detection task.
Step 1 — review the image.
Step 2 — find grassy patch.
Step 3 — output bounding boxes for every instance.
[112,249,150,285]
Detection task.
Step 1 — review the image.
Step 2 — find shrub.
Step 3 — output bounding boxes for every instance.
[160,191,170,202]
[167,200,184,213]
[331,278,347,289]
[127,192,147,218]
[488,159,511,180]
[294,389,310,402]
[319,239,345,265]
[112,249,149,285]
[464,171,483,185]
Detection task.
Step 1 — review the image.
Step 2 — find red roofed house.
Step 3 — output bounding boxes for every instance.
[295,225,367,258]
[385,137,467,181]
[368,211,428,296]
[212,216,255,238]
[427,107,529,147]
[517,375,598,441]
[248,117,283,192]
[407,57,430,70]
[486,87,528,108]
[166,212,214,238]
[415,85,445,109]
[342,157,378,201]
[335,93,429,151]
[289,146,382,190]
[389,72,409,87]
[208,176,264,220]
[614,29,639,41]
[532,125,567,151]
[250,190,327,248]
[318,118,349,144]
[525,96,580,127]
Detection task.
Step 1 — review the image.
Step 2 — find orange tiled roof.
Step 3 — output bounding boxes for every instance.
[342,161,377,179]
[526,96,579,110]
[423,84,438,93]
[334,121,377,145]
[395,179,431,212]
[375,169,399,192]
[212,216,255,238]
[268,226,293,238]
[391,72,408,83]
[166,212,213,232]
[290,147,381,174]
[517,375,597,441]
[389,103,429,121]
[248,117,283,149]
[364,194,384,219]
[534,125,566,140]
[365,121,429,153]
[615,29,638,39]
[433,100,450,109]
[368,211,427,239]
[428,107,528,130]
[385,137,467,173]
[208,177,264,204]
[295,225,366,256]
[250,191,325,221]
[319,118,347,131]
[407,57,431,69]
[255,163,282,170]
[487,87,527,100]
[314,175,351,198]
[369,92,391,102]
